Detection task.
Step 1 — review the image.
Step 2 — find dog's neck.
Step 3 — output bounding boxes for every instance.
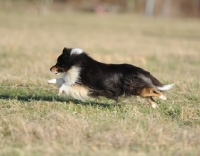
[62,66,81,85]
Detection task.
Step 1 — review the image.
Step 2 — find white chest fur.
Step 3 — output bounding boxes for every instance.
[60,66,89,100]
[62,66,81,85]
[48,66,89,100]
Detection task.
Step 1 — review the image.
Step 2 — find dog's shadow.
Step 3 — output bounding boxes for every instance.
[0,94,113,108]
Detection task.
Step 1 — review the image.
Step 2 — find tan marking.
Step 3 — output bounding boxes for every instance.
[140,87,162,98]
[50,66,58,72]
[140,88,167,100]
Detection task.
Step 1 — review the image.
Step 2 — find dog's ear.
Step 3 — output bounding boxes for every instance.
[62,47,71,57]
[62,47,68,54]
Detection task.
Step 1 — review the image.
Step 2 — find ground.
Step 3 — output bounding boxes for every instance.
[0,4,200,156]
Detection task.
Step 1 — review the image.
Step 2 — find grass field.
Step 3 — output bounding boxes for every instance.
[0,4,200,156]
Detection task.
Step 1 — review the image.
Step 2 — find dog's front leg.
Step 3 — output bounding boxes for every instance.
[58,83,67,96]
[48,79,57,84]
[48,78,65,88]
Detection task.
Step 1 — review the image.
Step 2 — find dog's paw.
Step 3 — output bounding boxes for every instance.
[150,101,158,109]
[159,94,167,100]
[151,103,158,109]
[58,90,63,96]
[58,88,64,96]
[48,79,56,84]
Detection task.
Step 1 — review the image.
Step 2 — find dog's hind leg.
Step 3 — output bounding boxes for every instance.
[139,87,166,100]
[139,87,168,108]
[147,97,158,108]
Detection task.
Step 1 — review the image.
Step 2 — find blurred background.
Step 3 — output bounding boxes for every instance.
[1,0,200,17]
[0,0,200,82]
[0,2,200,155]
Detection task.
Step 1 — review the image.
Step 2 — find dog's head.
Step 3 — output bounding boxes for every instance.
[50,47,83,75]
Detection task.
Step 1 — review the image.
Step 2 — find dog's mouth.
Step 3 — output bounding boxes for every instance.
[54,70,60,75]
[50,66,64,75]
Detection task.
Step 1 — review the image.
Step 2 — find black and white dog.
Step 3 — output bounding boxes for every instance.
[48,48,174,108]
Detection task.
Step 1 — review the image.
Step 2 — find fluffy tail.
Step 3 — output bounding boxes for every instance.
[157,83,174,91]
[138,73,174,91]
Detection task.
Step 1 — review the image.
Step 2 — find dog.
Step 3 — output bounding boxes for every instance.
[48,47,174,108]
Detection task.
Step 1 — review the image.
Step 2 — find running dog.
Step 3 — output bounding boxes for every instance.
[48,48,174,108]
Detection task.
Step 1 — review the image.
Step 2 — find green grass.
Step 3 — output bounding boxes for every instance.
[0,3,200,156]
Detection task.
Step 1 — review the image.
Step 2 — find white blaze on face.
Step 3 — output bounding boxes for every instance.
[71,48,83,55]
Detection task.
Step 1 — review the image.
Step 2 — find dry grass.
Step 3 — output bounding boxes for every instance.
[0,3,200,156]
